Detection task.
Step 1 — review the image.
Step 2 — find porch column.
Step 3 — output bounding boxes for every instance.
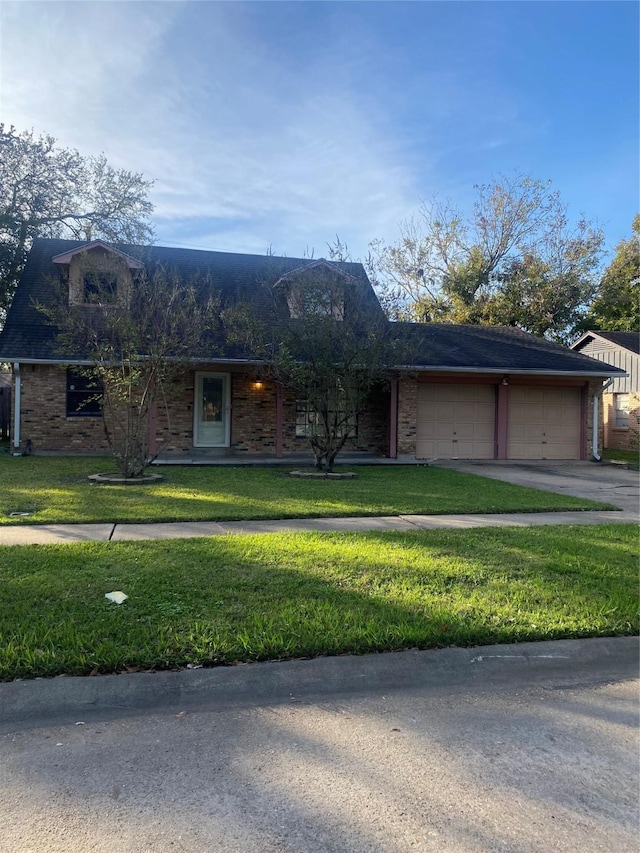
[276,382,284,458]
[496,381,509,459]
[389,377,398,459]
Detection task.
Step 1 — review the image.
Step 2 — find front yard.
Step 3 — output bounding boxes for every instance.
[0,456,614,525]
[1,524,636,680]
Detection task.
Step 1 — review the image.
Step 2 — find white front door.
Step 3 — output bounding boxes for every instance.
[194,372,230,447]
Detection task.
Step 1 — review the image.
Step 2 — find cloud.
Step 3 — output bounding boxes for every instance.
[0,1,422,257]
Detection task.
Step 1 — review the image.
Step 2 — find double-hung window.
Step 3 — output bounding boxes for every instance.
[66,369,103,417]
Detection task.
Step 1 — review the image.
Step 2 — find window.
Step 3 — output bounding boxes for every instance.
[295,398,357,439]
[66,369,103,417]
[287,285,344,320]
[614,393,630,429]
[83,271,118,303]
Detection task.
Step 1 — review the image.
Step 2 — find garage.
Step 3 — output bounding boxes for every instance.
[416,383,496,459]
[508,386,581,459]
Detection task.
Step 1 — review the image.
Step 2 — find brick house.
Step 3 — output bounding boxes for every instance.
[0,237,624,462]
[572,331,639,453]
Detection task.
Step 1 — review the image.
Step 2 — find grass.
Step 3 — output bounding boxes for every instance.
[602,448,639,470]
[0,524,636,680]
[0,456,615,525]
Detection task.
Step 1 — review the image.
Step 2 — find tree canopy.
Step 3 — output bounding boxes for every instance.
[226,261,396,471]
[367,174,605,342]
[0,124,154,325]
[42,257,219,477]
[579,214,639,333]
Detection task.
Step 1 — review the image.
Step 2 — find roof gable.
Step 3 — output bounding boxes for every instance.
[572,330,639,356]
[52,240,144,269]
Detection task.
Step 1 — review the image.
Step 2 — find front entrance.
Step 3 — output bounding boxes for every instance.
[194,372,230,447]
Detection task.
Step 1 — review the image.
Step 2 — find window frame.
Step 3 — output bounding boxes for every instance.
[295,396,357,440]
[613,393,630,430]
[66,369,103,418]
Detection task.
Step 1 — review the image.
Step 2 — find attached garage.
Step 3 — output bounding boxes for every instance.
[508,386,582,460]
[416,383,495,459]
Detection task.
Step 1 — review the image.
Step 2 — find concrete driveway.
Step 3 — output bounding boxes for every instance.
[432,460,639,517]
[0,638,638,853]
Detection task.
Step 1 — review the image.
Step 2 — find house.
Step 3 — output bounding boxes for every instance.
[571,331,639,453]
[0,237,625,462]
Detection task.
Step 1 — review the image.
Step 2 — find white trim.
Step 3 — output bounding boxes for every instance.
[13,362,20,448]
[52,240,144,269]
[193,372,231,447]
[592,378,615,461]
[395,365,623,377]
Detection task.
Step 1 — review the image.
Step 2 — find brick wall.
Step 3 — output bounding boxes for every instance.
[13,364,109,453]
[397,375,417,456]
[603,391,640,452]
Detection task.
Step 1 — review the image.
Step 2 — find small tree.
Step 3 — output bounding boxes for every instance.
[228,261,396,472]
[44,256,219,477]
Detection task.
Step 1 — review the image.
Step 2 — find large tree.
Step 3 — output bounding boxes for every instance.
[579,215,640,333]
[0,125,154,324]
[43,257,220,478]
[368,175,604,342]
[227,260,396,472]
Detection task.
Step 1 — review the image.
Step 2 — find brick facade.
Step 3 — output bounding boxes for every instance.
[602,392,640,452]
[397,375,418,456]
[11,364,390,458]
[11,364,109,454]
[9,364,607,461]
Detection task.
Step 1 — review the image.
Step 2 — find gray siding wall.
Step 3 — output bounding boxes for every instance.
[578,338,638,393]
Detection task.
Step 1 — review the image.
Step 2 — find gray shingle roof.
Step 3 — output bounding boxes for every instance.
[392,322,623,375]
[0,237,625,377]
[580,331,639,355]
[0,238,381,362]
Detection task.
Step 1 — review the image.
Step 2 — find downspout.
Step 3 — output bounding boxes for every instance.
[13,362,21,451]
[592,378,614,461]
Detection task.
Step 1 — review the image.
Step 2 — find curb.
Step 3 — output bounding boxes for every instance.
[1,637,637,731]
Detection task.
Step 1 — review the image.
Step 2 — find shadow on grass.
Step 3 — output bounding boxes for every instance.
[0,524,636,680]
[0,459,613,525]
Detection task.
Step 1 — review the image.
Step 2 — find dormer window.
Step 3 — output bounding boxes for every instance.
[275,259,353,321]
[52,240,144,307]
[287,283,344,320]
[83,271,118,303]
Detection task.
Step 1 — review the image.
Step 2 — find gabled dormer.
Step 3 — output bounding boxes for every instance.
[52,240,144,307]
[274,259,356,321]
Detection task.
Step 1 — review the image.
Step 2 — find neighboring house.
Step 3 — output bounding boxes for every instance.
[572,331,639,452]
[0,237,625,462]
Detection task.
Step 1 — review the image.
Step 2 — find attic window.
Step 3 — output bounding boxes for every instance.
[287,284,344,320]
[83,271,118,303]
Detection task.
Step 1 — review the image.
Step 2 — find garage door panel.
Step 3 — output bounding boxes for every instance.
[508,386,581,460]
[416,384,496,459]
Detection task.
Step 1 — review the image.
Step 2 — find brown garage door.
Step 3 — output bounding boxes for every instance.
[508,386,581,459]
[416,384,496,459]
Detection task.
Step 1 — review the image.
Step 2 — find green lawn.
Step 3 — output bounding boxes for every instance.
[602,448,639,470]
[0,456,615,525]
[0,524,636,680]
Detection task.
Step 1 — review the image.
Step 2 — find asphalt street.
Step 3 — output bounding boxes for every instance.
[1,638,638,853]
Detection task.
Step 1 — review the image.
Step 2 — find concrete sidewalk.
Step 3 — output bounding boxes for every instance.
[0,509,636,546]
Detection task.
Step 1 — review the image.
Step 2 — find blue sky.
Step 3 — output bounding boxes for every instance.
[1,1,637,263]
